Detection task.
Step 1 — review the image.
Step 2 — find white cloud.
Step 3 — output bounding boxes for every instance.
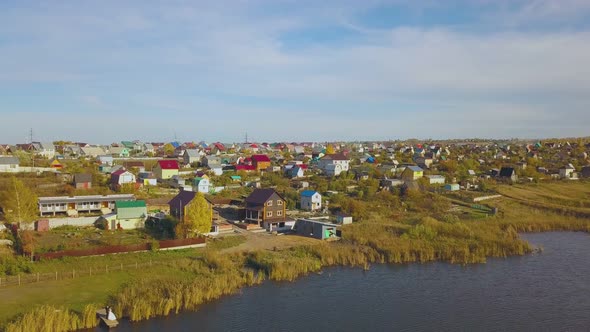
[0,1,589,142]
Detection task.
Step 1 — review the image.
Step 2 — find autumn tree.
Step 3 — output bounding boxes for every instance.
[163,143,176,157]
[325,144,335,155]
[175,192,212,238]
[0,177,38,225]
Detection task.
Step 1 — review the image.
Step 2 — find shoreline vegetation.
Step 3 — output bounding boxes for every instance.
[3,186,590,331]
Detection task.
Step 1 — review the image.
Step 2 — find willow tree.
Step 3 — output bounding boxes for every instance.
[0,177,38,225]
[175,192,212,238]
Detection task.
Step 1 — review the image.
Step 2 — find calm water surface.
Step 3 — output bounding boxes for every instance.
[118,232,590,332]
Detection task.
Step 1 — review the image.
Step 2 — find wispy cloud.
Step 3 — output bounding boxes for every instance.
[0,0,589,142]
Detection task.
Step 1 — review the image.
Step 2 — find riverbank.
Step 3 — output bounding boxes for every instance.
[2,193,590,331]
[116,232,590,332]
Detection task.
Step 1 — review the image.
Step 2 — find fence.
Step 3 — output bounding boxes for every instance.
[0,238,207,288]
[35,237,206,260]
[0,259,161,288]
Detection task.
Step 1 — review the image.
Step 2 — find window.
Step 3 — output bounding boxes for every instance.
[277,200,283,206]
[277,210,283,217]
[267,211,273,218]
[267,201,273,207]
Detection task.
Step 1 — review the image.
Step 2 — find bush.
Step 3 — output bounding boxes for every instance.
[149,240,160,252]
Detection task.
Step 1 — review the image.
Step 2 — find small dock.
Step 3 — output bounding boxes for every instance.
[96,308,119,329]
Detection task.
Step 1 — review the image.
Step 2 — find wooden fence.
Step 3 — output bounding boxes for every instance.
[0,238,207,288]
[0,259,159,288]
[35,237,206,260]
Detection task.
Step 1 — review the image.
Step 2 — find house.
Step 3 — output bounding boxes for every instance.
[183,149,201,165]
[73,173,92,189]
[318,153,350,177]
[154,160,180,179]
[38,194,135,216]
[99,200,147,230]
[300,190,322,211]
[34,142,56,158]
[97,155,114,166]
[138,172,158,186]
[244,188,288,230]
[82,146,107,158]
[335,212,353,225]
[168,190,214,223]
[425,175,446,185]
[414,156,433,169]
[444,183,460,191]
[111,169,136,188]
[193,177,211,193]
[380,178,405,189]
[50,159,63,170]
[559,164,576,179]
[294,219,338,240]
[251,154,271,171]
[201,156,221,167]
[499,167,518,182]
[401,166,424,181]
[109,146,130,158]
[287,166,304,179]
[0,156,19,172]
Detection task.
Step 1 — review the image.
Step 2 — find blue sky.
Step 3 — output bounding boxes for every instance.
[1,0,589,143]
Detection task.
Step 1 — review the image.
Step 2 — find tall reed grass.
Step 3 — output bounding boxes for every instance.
[4,304,99,332]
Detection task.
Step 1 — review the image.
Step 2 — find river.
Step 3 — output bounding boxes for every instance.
[117,232,590,331]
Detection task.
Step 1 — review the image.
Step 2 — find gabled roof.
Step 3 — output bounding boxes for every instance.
[73,173,92,183]
[407,165,423,172]
[251,154,271,162]
[499,167,515,177]
[157,160,179,170]
[245,188,284,205]
[301,190,319,197]
[168,190,212,207]
[184,149,200,157]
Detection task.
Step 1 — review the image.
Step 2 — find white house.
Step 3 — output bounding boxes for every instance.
[183,149,202,165]
[0,156,20,173]
[425,175,446,185]
[34,142,56,159]
[111,170,136,187]
[559,164,576,179]
[193,177,211,193]
[319,153,350,177]
[300,190,322,211]
[97,155,114,166]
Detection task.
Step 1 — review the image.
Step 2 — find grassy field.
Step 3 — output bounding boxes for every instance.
[2,182,590,331]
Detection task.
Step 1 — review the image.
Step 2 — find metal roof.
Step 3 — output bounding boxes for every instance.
[39,194,135,204]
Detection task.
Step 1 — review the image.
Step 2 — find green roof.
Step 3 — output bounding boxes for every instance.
[115,200,146,209]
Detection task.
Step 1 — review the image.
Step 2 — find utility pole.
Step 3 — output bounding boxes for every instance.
[245,132,249,144]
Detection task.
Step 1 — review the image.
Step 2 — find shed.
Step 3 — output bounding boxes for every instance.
[335,212,353,225]
[444,183,460,191]
[295,219,339,240]
[35,219,50,232]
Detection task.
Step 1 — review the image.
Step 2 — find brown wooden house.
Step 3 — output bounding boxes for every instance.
[73,173,92,189]
[244,188,287,227]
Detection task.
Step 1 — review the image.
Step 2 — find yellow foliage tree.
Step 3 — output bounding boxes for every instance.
[0,177,38,225]
[326,144,335,155]
[175,192,212,238]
